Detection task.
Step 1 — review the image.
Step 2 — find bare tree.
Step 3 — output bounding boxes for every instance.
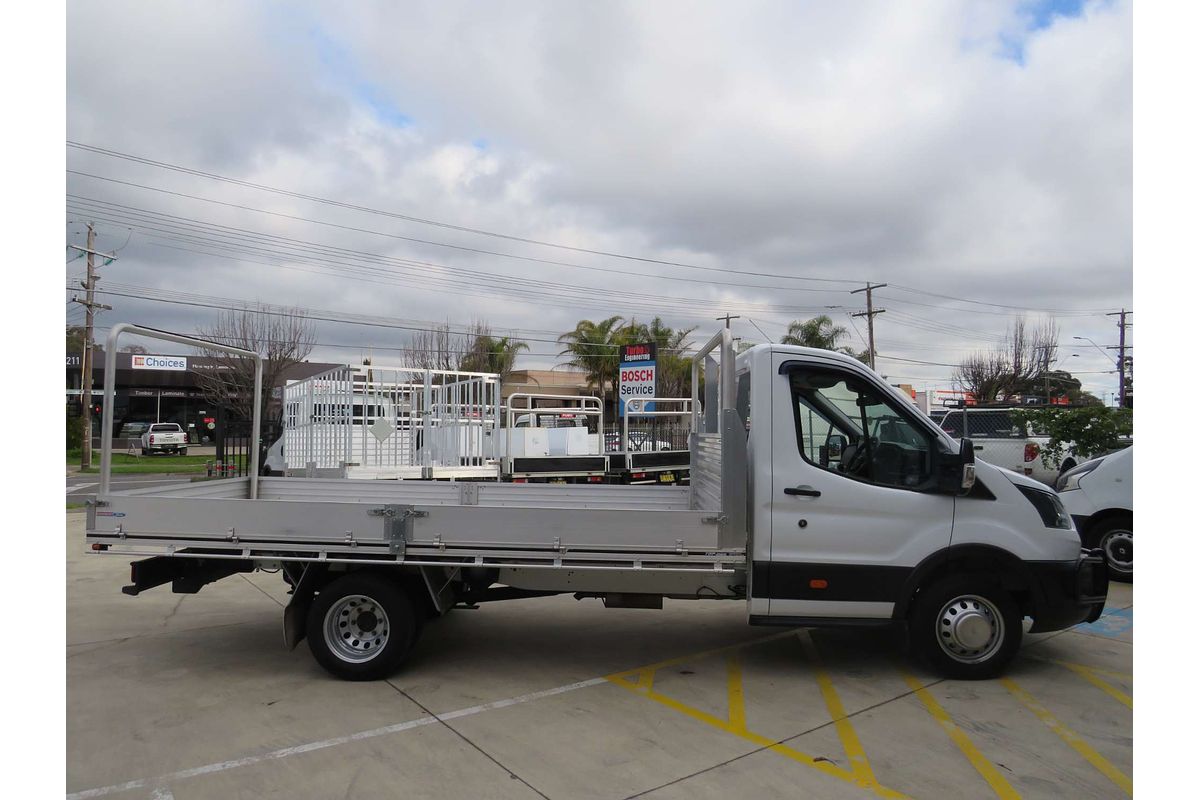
[953,350,1011,403]
[1002,317,1058,398]
[953,317,1059,403]
[403,322,474,372]
[194,307,316,422]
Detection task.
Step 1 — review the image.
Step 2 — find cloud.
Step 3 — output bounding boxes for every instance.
[66,0,1131,396]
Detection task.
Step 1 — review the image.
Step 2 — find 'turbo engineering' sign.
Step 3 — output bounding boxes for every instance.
[131,354,188,371]
[618,343,656,416]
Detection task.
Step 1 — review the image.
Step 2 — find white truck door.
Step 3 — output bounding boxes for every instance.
[766,354,954,621]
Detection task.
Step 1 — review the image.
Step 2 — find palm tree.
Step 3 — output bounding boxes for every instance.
[463,335,529,382]
[781,315,850,349]
[780,315,871,364]
[557,316,625,402]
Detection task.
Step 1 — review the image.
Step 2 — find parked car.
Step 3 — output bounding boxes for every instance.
[140,423,189,455]
[1057,446,1132,581]
[118,421,150,440]
[939,408,1075,485]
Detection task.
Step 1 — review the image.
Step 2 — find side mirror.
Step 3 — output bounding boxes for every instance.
[936,438,977,495]
[819,434,847,468]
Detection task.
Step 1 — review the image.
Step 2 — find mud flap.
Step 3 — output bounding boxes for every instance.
[282,563,326,650]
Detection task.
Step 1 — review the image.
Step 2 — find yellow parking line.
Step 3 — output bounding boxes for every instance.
[796,631,880,791]
[1055,660,1133,684]
[901,674,1020,800]
[605,632,909,799]
[605,630,797,684]
[611,679,909,799]
[1001,678,1132,796]
[1058,663,1132,710]
[726,654,747,732]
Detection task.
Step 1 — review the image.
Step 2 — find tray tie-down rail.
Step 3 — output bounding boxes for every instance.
[368,505,428,555]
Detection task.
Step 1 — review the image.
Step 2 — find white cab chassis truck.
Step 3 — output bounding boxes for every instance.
[87,325,1107,681]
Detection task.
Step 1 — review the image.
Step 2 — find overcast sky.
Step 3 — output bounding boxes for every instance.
[65,0,1131,399]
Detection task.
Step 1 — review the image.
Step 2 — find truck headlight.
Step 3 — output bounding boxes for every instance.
[1055,458,1103,491]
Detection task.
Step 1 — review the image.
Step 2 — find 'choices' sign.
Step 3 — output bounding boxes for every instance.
[132,354,188,371]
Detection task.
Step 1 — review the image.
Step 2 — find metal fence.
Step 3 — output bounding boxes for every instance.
[211,417,281,478]
[605,398,693,454]
[281,365,501,476]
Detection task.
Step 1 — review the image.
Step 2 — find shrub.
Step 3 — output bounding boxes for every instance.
[1013,407,1132,468]
[67,412,84,452]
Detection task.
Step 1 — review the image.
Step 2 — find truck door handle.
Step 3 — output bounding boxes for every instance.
[784,485,821,497]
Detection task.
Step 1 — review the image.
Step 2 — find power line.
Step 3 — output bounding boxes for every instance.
[66,142,869,286]
[87,321,696,359]
[65,198,842,319]
[66,282,706,351]
[67,142,1130,319]
[66,176,855,296]
[885,284,1119,316]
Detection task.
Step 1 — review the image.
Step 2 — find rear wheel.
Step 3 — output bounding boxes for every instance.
[908,575,1022,680]
[307,572,417,680]
[179,448,188,456]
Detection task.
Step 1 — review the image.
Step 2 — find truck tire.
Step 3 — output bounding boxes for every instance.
[180,448,188,456]
[908,575,1022,680]
[307,572,417,681]
[1089,516,1132,582]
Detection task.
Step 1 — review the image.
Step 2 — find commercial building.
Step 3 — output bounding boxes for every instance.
[66,349,338,442]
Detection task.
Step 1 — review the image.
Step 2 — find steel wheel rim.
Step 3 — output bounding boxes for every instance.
[935,594,1005,664]
[1101,529,1133,574]
[324,594,390,663]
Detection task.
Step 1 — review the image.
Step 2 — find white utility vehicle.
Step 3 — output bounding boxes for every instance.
[88,325,1107,681]
[139,422,188,456]
[1057,446,1133,581]
[938,407,1075,485]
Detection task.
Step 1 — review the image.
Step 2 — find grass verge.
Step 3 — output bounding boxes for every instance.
[70,452,215,472]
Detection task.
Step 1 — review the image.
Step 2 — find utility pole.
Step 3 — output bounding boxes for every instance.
[69,223,114,469]
[1106,309,1130,408]
[850,283,887,370]
[715,313,741,330]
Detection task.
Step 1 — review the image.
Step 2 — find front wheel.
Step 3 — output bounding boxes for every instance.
[1090,517,1132,582]
[307,572,417,680]
[908,576,1022,680]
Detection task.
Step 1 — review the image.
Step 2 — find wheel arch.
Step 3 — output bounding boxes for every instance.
[284,564,441,651]
[1079,508,1133,544]
[893,544,1035,621]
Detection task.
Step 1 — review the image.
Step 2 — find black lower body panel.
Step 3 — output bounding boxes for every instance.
[1026,551,1108,633]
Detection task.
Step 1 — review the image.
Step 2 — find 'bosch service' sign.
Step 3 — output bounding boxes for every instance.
[132,354,188,371]
[618,343,656,416]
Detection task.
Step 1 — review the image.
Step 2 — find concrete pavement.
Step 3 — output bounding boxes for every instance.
[66,512,1132,799]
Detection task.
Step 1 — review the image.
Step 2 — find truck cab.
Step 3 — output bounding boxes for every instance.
[735,344,1105,676]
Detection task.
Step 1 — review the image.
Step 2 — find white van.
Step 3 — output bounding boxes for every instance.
[1057,446,1132,580]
